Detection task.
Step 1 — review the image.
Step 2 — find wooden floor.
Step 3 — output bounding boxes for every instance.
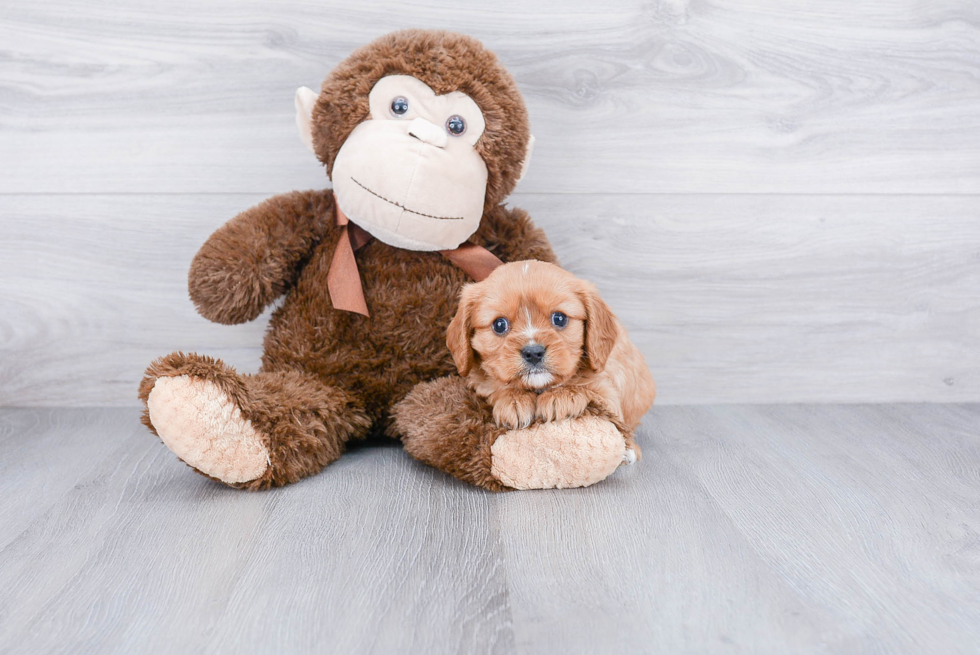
[1,404,978,653]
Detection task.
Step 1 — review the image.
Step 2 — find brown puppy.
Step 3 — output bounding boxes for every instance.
[447,260,656,455]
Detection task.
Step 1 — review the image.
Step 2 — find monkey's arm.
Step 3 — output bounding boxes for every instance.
[189,189,334,325]
[473,205,558,265]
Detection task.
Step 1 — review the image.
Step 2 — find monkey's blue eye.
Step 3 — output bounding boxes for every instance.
[446,115,466,136]
[390,97,409,116]
[492,317,509,335]
[551,312,567,329]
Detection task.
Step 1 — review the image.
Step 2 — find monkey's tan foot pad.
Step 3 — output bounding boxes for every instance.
[490,415,626,490]
[146,375,270,484]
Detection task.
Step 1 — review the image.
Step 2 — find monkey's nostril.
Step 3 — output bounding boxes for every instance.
[407,117,448,148]
[521,344,546,365]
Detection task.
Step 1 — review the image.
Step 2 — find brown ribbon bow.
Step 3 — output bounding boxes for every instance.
[327,198,504,317]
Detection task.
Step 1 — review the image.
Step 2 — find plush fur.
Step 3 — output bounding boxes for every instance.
[388,375,512,491]
[141,188,556,487]
[392,375,633,491]
[489,415,627,490]
[140,349,371,489]
[310,30,530,213]
[147,375,269,484]
[139,30,640,491]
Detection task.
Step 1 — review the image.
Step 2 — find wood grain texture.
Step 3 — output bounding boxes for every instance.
[0,0,978,194]
[1,405,978,652]
[1,193,977,406]
[0,409,137,550]
[0,409,513,654]
[1,1,978,405]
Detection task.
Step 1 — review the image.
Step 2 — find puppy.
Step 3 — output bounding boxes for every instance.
[447,260,656,454]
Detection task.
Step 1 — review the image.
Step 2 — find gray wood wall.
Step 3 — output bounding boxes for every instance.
[1,0,978,406]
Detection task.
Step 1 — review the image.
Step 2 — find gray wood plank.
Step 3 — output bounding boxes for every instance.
[1,0,978,194]
[498,403,980,653]
[0,409,512,654]
[0,409,138,549]
[647,403,980,653]
[1,193,977,406]
[496,448,835,652]
[1,405,978,653]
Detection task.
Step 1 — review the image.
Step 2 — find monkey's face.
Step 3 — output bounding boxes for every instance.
[330,75,489,252]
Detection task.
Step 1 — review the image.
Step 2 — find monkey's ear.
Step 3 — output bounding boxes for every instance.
[517,134,535,183]
[295,86,319,154]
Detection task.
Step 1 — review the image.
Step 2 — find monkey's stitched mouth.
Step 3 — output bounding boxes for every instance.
[350,177,464,220]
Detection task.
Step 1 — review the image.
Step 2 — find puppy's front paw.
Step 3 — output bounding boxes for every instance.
[491,389,537,429]
[535,387,590,422]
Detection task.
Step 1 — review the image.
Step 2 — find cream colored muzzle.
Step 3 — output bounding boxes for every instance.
[407,117,448,148]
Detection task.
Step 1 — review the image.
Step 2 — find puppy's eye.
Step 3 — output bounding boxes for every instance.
[551,312,568,329]
[491,317,510,335]
[390,96,409,116]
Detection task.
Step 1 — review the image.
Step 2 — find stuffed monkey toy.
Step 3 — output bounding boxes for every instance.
[139,30,634,491]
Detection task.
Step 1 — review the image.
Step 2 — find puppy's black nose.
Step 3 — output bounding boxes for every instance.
[521,344,546,366]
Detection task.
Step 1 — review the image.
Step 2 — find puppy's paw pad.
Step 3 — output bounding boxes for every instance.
[623,448,637,465]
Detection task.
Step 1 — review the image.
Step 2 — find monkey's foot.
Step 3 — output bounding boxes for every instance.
[490,416,625,490]
[393,376,633,491]
[146,376,270,484]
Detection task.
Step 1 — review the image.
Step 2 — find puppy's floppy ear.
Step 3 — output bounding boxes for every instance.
[447,284,479,377]
[580,281,618,372]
